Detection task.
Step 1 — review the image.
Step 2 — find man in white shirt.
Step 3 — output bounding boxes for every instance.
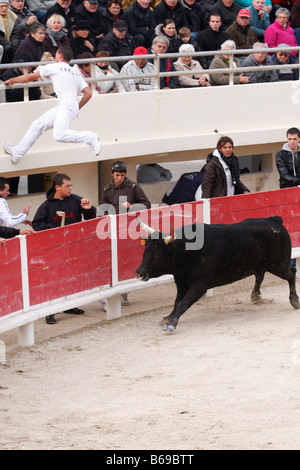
[0,177,32,226]
[4,46,101,164]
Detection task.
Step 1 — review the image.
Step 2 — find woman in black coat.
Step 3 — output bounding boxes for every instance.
[14,21,46,62]
[69,20,96,58]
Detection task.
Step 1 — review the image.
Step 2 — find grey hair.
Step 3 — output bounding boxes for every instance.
[46,14,66,28]
[276,7,290,18]
[179,43,195,54]
[221,39,236,50]
[152,35,170,46]
[253,41,268,48]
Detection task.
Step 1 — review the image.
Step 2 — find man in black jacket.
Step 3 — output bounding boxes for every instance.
[197,13,228,67]
[75,0,108,48]
[210,0,240,30]
[276,128,300,189]
[180,0,209,40]
[153,0,188,31]
[99,20,136,68]
[124,0,156,47]
[32,173,96,323]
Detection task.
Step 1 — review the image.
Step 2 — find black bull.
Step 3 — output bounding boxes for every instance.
[135,216,300,332]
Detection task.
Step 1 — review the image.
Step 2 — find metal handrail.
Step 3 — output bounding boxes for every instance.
[1,45,300,100]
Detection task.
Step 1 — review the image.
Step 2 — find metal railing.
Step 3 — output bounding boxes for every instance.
[1,45,300,100]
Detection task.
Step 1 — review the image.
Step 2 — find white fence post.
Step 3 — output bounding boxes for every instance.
[108,215,122,318]
[0,340,6,365]
[19,235,35,347]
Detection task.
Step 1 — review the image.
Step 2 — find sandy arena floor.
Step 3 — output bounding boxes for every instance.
[1,274,300,450]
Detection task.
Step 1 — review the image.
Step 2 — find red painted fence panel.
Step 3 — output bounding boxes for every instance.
[0,237,23,317]
[26,218,112,306]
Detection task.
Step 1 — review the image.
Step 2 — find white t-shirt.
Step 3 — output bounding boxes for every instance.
[39,62,88,102]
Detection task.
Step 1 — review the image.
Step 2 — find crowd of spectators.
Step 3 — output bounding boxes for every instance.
[0,0,300,96]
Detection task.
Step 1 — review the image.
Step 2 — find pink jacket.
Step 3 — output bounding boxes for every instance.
[264,19,298,56]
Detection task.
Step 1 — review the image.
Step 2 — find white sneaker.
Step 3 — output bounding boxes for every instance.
[90,134,101,156]
[4,141,19,164]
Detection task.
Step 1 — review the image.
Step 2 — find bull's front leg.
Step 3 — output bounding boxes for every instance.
[161,282,208,333]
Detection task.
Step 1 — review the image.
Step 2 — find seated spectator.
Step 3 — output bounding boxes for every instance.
[198,0,219,14]
[226,8,258,57]
[44,14,69,56]
[241,41,279,82]
[124,0,156,48]
[95,50,127,92]
[99,20,136,69]
[75,0,108,49]
[137,163,172,183]
[1,53,41,100]
[101,0,125,35]
[0,0,18,64]
[37,51,56,98]
[73,51,102,93]
[153,0,188,32]
[210,0,241,30]
[235,0,272,16]
[154,19,178,53]
[209,39,250,85]
[69,20,95,57]
[181,0,209,41]
[271,43,299,80]
[26,0,56,23]
[173,43,211,87]
[197,13,229,68]
[264,7,298,56]
[175,26,205,67]
[44,0,77,34]
[148,35,179,89]
[291,0,300,28]
[248,0,270,42]
[120,45,154,91]
[9,0,37,46]
[14,21,46,62]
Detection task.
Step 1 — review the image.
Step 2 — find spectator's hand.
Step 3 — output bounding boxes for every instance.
[20,229,34,235]
[26,15,38,26]
[81,198,92,210]
[240,73,250,83]
[0,237,6,246]
[23,203,32,215]
[24,219,32,227]
[121,201,132,209]
[84,40,94,52]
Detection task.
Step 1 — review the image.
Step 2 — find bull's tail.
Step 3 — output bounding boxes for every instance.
[268,216,283,225]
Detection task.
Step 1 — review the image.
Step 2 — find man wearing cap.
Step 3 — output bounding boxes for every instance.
[120,45,154,91]
[75,0,107,48]
[99,19,136,69]
[226,8,258,54]
[210,0,241,29]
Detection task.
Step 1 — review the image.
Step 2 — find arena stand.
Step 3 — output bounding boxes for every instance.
[1,187,300,362]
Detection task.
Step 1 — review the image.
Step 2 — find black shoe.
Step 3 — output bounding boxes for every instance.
[63,308,85,314]
[46,315,56,324]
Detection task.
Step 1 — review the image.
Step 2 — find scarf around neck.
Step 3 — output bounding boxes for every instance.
[218,150,240,186]
[46,27,67,47]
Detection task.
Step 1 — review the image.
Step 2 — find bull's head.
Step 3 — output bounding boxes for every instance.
[135,216,176,281]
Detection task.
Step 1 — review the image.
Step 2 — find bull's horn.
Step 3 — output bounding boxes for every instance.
[136,215,155,236]
[164,225,176,245]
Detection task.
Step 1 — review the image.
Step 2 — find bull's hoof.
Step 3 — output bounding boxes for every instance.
[290,295,300,309]
[162,324,175,333]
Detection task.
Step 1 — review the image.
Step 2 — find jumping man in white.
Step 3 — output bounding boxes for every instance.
[4,46,101,164]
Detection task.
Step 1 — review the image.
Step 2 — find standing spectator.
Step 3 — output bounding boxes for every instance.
[264,7,298,57]
[9,0,37,46]
[75,0,108,49]
[248,0,270,42]
[44,0,77,34]
[43,13,69,56]
[69,19,95,57]
[226,8,258,56]
[120,45,154,91]
[148,35,179,89]
[0,176,32,226]
[210,0,241,29]
[241,41,279,82]
[32,173,97,324]
[197,13,229,68]
[174,43,211,87]
[0,224,33,242]
[209,39,250,85]
[124,0,156,48]
[99,20,136,69]
[180,0,209,41]
[0,0,18,64]
[272,43,299,80]
[153,0,188,32]
[201,136,250,198]
[14,21,46,62]
[101,0,125,35]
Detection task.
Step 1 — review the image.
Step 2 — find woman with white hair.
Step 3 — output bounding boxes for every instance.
[173,43,210,87]
[209,39,250,85]
[43,14,69,57]
[264,7,298,56]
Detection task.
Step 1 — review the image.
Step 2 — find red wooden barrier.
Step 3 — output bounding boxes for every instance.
[26,218,112,306]
[0,237,23,317]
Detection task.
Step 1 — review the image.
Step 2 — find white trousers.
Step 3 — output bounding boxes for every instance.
[12,99,96,161]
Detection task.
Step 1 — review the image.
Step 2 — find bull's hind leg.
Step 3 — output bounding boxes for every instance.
[251,271,265,304]
[288,266,300,309]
